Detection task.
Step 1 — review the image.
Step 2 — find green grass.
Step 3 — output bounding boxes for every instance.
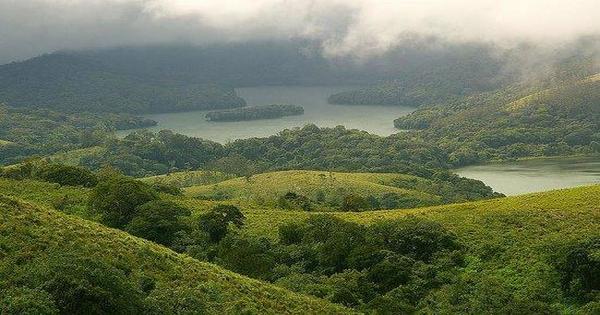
[0,195,351,314]
[141,170,234,188]
[184,170,441,210]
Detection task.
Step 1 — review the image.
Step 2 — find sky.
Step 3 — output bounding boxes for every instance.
[1,0,599,64]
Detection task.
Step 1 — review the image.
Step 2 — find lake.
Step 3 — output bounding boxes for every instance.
[126,86,600,196]
[455,156,600,196]
[137,86,414,143]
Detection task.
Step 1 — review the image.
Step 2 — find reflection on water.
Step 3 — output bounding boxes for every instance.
[125,86,414,143]
[455,156,600,195]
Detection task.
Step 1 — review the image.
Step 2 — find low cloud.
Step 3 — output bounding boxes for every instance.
[1,0,599,63]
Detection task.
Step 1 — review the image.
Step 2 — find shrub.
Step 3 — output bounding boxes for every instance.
[38,256,148,314]
[366,216,462,262]
[553,236,600,302]
[341,194,370,212]
[216,234,277,280]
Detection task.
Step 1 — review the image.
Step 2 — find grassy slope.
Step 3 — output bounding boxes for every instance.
[141,170,234,188]
[184,170,441,208]
[0,195,350,314]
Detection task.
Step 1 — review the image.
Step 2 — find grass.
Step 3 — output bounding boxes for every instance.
[184,170,441,210]
[0,195,351,314]
[141,170,234,188]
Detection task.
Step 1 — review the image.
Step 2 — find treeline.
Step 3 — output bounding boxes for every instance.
[0,105,156,164]
[58,126,499,202]
[0,53,246,114]
[205,104,304,122]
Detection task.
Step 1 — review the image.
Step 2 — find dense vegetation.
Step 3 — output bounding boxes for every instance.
[0,194,350,314]
[206,104,304,121]
[48,126,500,204]
[0,53,246,114]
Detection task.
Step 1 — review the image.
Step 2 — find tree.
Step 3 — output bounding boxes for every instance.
[366,216,462,262]
[216,234,276,280]
[88,175,158,228]
[198,205,245,242]
[125,200,191,246]
[553,236,600,302]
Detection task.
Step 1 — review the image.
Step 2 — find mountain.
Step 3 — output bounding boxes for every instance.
[0,52,245,114]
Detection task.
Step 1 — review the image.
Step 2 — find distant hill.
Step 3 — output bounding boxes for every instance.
[0,195,350,314]
[0,53,245,114]
[393,74,600,164]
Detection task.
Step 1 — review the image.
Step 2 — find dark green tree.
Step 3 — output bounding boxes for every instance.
[125,200,191,246]
[198,204,245,242]
[88,175,158,228]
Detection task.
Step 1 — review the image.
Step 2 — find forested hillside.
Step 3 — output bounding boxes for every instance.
[0,105,156,164]
[0,53,245,114]
[394,74,600,165]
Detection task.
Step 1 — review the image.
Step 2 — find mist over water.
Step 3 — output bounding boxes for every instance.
[137,86,414,143]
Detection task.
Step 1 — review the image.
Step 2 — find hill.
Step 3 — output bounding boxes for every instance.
[141,170,234,188]
[0,53,245,114]
[0,195,350,314]
[393,74,600,165]
[185,170,456,211]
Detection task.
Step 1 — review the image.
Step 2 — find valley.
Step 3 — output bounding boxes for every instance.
[0,6,599,313]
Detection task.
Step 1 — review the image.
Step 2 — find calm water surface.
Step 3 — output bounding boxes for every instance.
[136,86,414,143]
[456,156,600,195]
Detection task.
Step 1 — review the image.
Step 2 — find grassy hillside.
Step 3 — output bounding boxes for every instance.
[184,170,496,210]
[0,195,350,314]
[141,170,234,188]
[0,173,597,312]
